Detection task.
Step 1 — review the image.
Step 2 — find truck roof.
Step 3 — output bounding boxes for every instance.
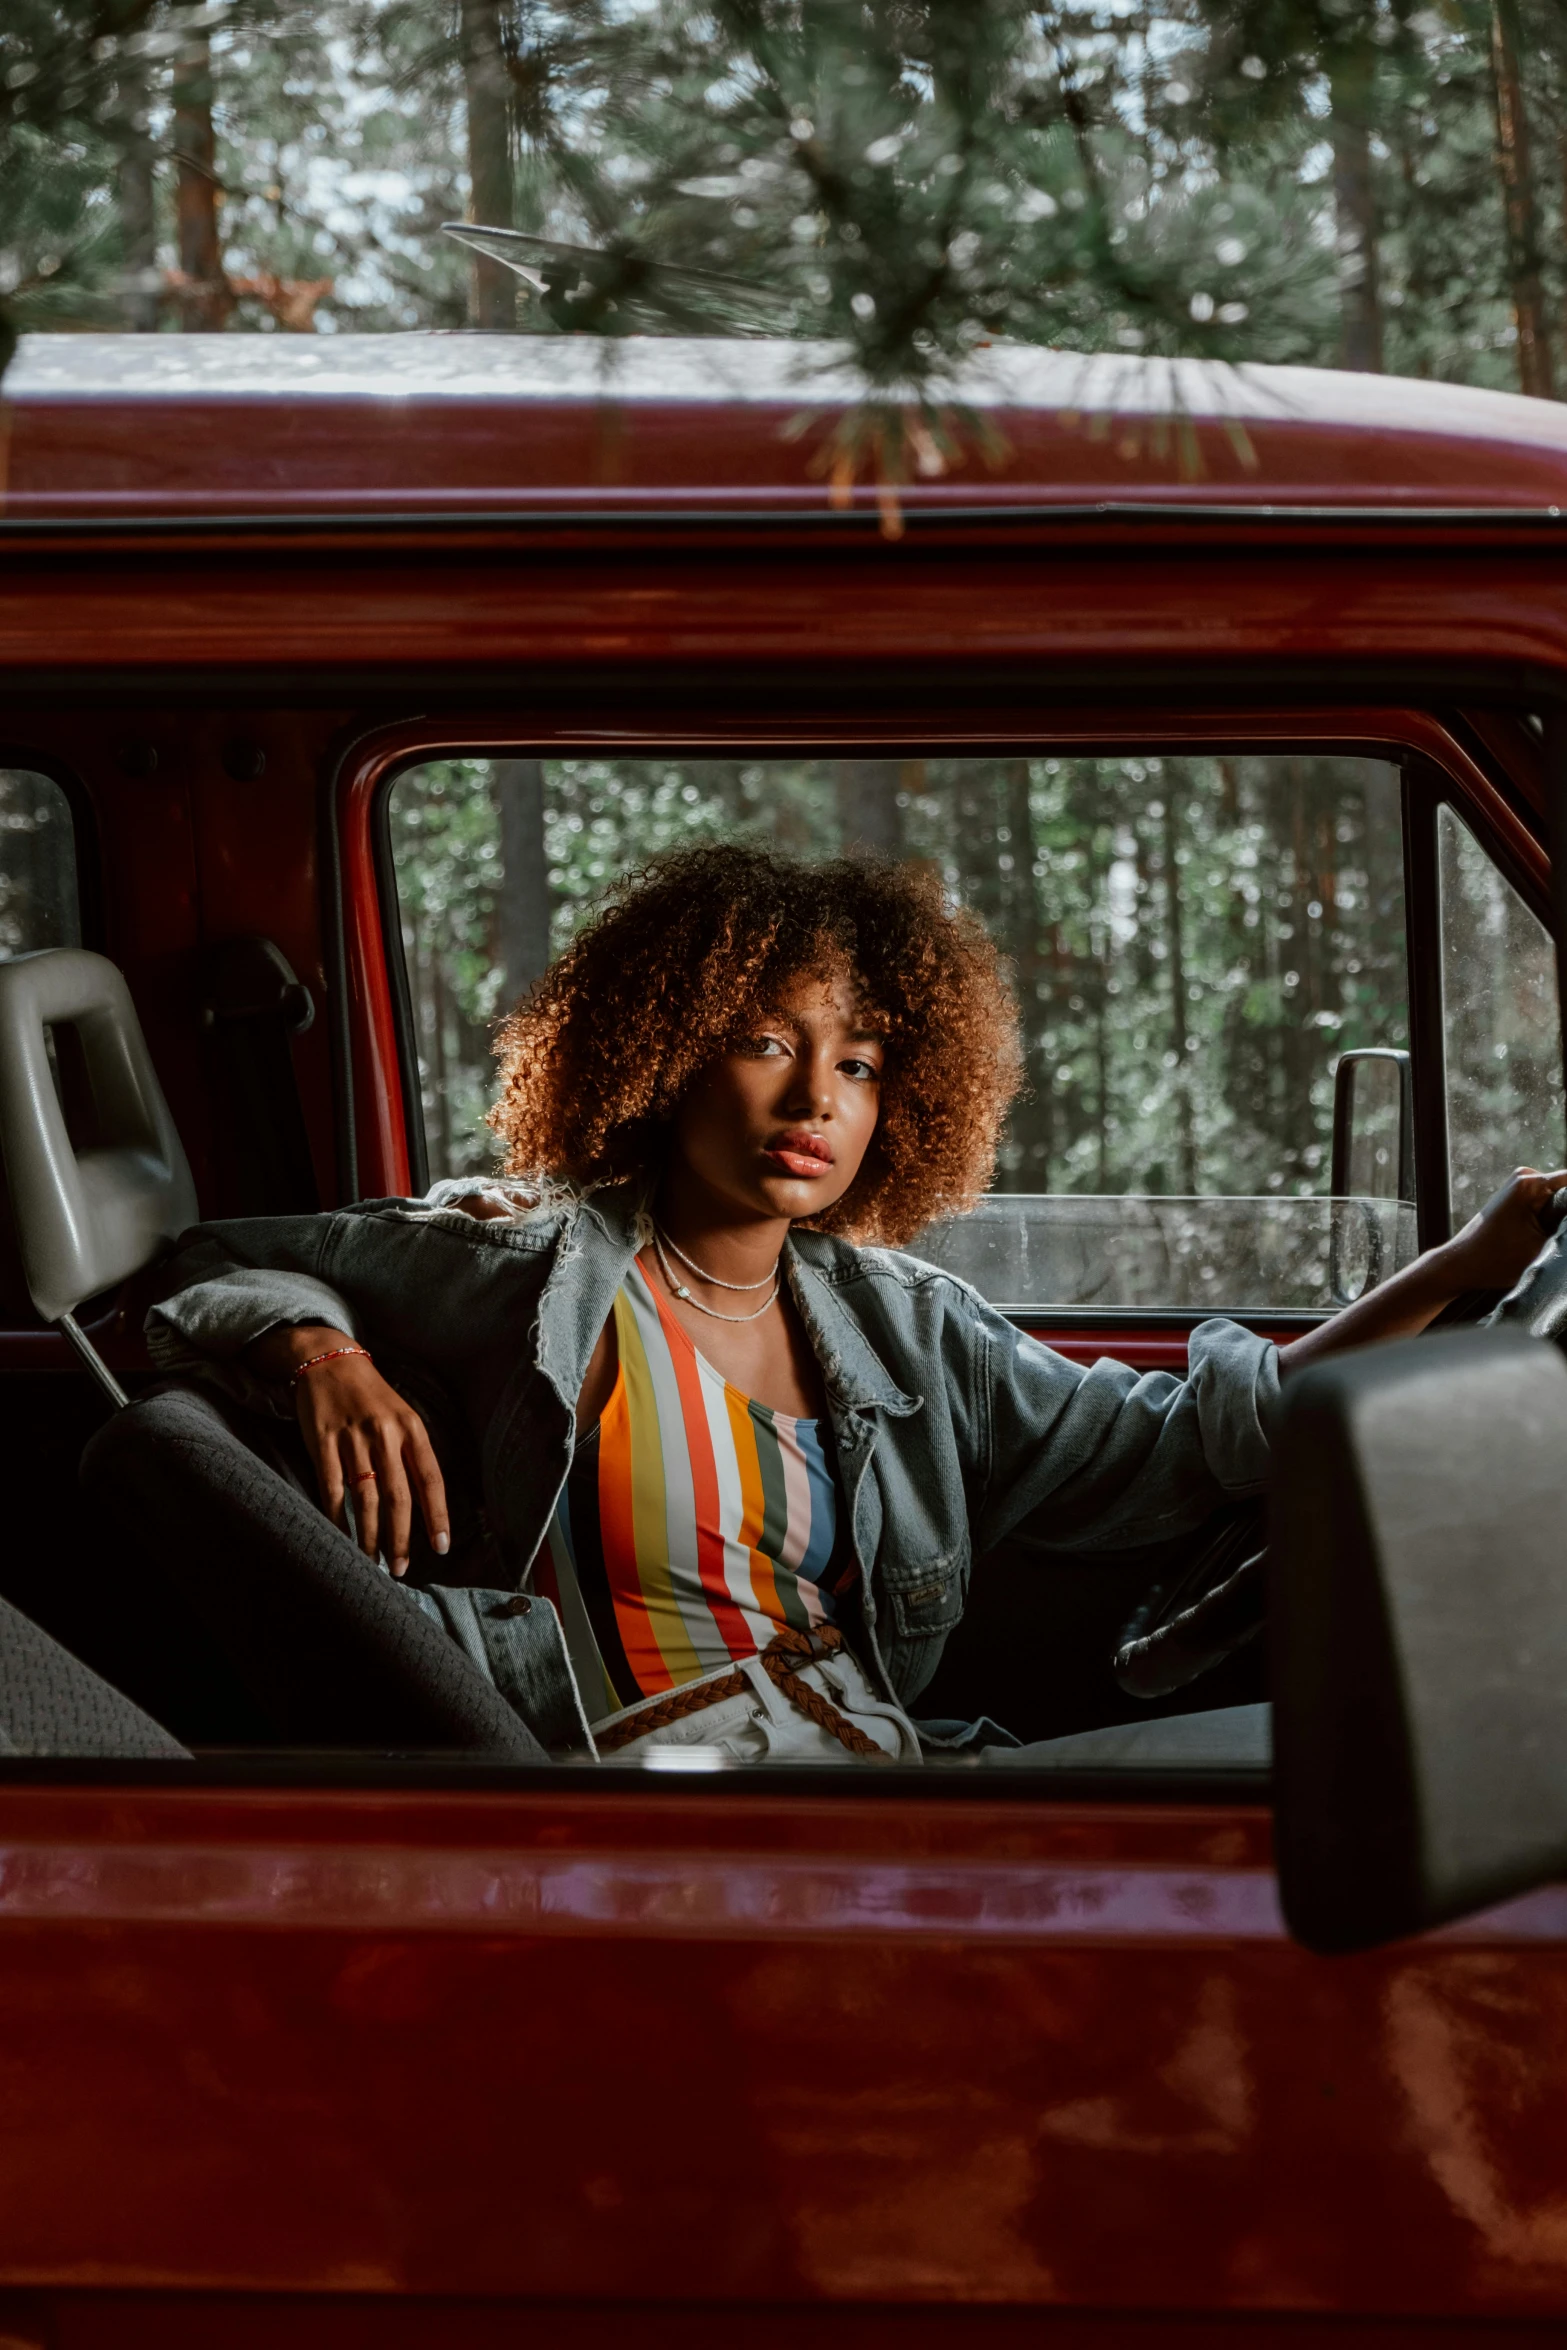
[7,331,1567,524]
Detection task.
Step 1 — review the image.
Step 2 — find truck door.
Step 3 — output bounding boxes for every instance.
[1,709,1565,2343]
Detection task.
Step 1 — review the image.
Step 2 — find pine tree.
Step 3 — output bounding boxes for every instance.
[1,0,1562,410]
[1489,0,1554,394]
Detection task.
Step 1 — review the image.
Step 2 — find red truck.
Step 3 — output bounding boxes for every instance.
[0,332,1565,2344]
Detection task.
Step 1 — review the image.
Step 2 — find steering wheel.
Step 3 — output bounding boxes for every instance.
[1113,1497,1266,1701]
[1113,1181,1567,1701]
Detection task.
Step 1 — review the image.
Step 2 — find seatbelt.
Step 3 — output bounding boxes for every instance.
[202,935,320,1216]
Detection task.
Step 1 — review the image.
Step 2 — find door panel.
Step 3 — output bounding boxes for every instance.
[0,1784,1565,2322]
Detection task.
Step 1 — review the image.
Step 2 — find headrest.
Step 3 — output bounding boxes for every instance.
[0,950,197,1323]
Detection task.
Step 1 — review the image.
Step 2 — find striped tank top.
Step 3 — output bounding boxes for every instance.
[536,1256,857,1723]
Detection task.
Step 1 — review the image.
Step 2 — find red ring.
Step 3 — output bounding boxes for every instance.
[349,1469,378,1487]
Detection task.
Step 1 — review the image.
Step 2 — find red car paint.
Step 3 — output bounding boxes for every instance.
[0,335,1565,2340]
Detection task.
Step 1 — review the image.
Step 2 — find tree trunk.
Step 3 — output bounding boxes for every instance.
[430,954,453,1176]
[1084,813,1109,1194]
[1163,783,1198,1195]
[116,63,159,332]
[492,758,552,1005]
[1094,977,1109,1192]
[460,0,517,329]
[834,761,903,854]
[1329,54,1384,373]
[1396,117,1432,377]
[1002,756,1048,1188]
[1490,0,1555,397]
[172,25,230,330]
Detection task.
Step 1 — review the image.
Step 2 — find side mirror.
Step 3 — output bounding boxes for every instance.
[1329,1048,1414,1307]
[1270,1326,1567,1953]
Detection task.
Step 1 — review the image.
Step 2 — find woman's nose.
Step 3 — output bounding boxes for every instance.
[785,1052,834,1115]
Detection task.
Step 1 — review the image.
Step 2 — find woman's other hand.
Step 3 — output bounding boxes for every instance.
[242,1324,450,1576]
[1286,1162,1567,1375]
[1443,1165,1567,1295]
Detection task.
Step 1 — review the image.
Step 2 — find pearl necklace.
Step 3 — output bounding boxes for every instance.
[652,1229,782,1323]
[657,1225,778,1290]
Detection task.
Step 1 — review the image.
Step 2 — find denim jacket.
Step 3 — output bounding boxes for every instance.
[145,1180,1280,1748]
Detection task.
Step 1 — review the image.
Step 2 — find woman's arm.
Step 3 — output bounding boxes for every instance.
[1282,1165,1567,1376]
[970,1167,1567,1560]
[147,1212,455,1577]
[145,1216,361,1386]
[237,1192,543,1568]
[244,1322,450,1578]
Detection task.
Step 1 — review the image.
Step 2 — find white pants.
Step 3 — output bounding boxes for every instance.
[594,1643,923,1764]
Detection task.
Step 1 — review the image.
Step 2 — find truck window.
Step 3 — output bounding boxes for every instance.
[385,750,1409,1313]
[0,767,80,960]
[1438,800,1566,1226]
[0,766,84,1328]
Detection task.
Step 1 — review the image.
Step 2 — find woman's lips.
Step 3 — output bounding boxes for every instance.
[764,1133,834,1179]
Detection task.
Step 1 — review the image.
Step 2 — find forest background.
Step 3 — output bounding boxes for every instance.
[2,0,1562,1233]
[4,0,1565,395]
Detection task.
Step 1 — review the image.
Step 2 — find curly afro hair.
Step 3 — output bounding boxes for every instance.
[489,842,1021,1246]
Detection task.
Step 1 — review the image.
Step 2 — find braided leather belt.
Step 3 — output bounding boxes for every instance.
[595,1624,892,1761]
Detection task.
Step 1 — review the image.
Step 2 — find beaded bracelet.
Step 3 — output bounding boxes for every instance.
[288,1344,371,1389]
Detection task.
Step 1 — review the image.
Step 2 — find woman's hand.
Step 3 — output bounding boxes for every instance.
[242,1324,450,1576]
[1442,1165,1567,1294]
[1286,1162,1567,1375]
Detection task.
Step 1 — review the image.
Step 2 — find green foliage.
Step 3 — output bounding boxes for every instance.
[388,751,1411,1198]
[969,752,1408,1197]
[0,0,153,350]
[1439,800,1566,1219]
[1,0,1562,409]
[0,0,159,146]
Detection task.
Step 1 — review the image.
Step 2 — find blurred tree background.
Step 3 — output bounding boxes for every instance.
[389,750,1417,1203]
[2,0,1564,396]
[3,0,1561,1214]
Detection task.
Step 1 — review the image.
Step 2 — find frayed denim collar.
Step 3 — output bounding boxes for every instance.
[532,1184,919,1418]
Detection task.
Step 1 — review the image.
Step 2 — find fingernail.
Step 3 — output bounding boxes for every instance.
[434,1532,450,1556]
[392,1557,408,1577]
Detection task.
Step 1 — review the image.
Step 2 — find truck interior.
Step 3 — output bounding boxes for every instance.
[0,695,1553,1786]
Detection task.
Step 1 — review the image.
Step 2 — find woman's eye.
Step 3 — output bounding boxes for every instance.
[842,1058,881,1082]
[740,1034,790,1058]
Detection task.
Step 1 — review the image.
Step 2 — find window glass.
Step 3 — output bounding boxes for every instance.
[387,751,1408,1310]
[0,769,82,1329]
[1439,803,1565,1224]
[0,768,79,959]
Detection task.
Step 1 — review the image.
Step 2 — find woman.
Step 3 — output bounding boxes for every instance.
[143,844,1563,1762]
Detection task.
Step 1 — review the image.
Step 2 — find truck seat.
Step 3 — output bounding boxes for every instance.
[0,1588,186,1759]
[0,948,542,1761]
[81,1386,548,1757]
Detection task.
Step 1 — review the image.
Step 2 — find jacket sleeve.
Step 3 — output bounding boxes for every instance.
[972,1304,1280,1556]
[143,1214,360,1411]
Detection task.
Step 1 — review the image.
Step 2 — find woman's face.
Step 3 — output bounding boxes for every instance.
[668,967,885,1225]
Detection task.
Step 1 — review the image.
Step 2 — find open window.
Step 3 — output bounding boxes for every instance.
[385,747,1412,1324]
[1437,799,1565,1227]
[0,767,80,952]
[0,764,87,1330]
